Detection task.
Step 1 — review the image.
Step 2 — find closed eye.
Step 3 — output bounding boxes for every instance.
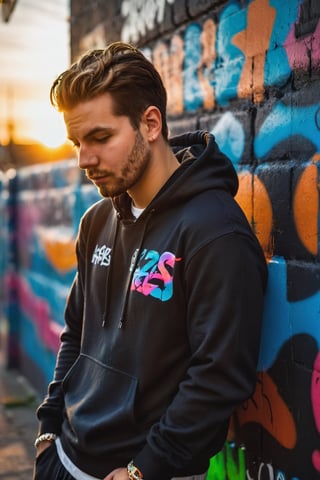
[94,136,110,143]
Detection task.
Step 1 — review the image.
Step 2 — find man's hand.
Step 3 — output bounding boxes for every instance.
[104,467,129,480]
[35,440,54,458]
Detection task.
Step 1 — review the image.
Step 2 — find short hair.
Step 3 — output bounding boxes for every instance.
[50,42,168,140]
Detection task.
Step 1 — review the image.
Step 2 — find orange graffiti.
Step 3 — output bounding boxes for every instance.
[293,158,319,256]
[38,228,77,272]
[168,35,184,115]
[153,39,184,116]
[232,0,276,103]
[43,239,77,272]
[198,18,217,110]
[235,171,273,258]
[237,372,297,449]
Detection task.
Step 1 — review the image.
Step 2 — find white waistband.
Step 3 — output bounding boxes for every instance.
[55,437,101,480]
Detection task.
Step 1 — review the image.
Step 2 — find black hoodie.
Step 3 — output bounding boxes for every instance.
[37,131,267,479]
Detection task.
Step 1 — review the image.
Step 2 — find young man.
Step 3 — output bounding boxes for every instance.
[33,42,267,480]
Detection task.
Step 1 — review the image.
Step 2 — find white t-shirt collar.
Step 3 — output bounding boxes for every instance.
[131,203,145,219]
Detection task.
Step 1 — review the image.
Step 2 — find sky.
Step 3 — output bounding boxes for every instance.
[0,0,70,147]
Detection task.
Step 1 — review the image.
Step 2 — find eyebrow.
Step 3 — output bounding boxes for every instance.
[68,126,114,143]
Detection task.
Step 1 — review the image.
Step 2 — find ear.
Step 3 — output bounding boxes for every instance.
[141,105,162,142]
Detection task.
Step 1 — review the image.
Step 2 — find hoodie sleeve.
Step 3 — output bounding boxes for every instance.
[36,229,85,436]
[133,232,267,479]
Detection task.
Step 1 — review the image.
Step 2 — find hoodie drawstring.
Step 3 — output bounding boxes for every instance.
[101,212,120,327]
[117,210,154,329]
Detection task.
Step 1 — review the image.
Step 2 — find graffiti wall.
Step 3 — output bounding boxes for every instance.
[2,162,100,390]
[0,0,319,478]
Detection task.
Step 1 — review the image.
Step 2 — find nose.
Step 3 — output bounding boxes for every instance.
[78,145,99,170]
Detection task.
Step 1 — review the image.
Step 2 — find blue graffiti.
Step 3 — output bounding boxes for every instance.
[258,257,320,370]
[25,268,70,327]
[0,176,8,315]
[265,0,302,86]
[183,23,204,111]
[210,112,245,166]
[22,310,57,385]
[255,103,320,159]
[215,1,246,106]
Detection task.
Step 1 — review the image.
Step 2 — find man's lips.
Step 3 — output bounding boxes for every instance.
[88,174,110,185]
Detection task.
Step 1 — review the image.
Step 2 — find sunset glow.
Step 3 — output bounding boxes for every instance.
[20,102,67,149]
[0,0,69,147]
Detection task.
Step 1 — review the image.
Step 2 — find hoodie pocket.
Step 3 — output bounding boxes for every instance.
[62,353,139,454]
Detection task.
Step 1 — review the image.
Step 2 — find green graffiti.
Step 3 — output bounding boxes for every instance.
[207,448,226,480]
[206,443,246,480]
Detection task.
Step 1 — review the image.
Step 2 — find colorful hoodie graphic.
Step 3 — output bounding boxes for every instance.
[37,131,267,479]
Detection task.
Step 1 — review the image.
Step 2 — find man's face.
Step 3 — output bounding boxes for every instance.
[64,93,151,198]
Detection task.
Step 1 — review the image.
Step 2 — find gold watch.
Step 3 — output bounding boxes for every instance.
[127,460,143,479]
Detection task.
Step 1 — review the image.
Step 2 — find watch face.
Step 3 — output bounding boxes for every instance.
[2,0,17,22]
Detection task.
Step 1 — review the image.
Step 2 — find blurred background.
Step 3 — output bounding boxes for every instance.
[0,0,73,171]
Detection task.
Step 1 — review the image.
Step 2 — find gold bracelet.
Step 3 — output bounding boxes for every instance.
[127,460,144,479]
[34,433,57,448]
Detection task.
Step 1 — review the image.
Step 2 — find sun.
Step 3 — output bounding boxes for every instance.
[37,123,67,149]
[10,98,67,148]
[31,102,67,148]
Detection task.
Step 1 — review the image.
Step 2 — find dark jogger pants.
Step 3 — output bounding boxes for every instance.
[33,442,75,480]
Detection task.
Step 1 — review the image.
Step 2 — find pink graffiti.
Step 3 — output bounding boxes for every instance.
[6,272,62,353]
[311,352,320,472]
[284,20,320,70]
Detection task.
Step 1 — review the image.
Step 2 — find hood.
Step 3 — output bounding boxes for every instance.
[113,130,238,218]
[169,130,238,198]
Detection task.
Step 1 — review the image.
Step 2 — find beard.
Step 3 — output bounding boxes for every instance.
[87,130,152,198]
